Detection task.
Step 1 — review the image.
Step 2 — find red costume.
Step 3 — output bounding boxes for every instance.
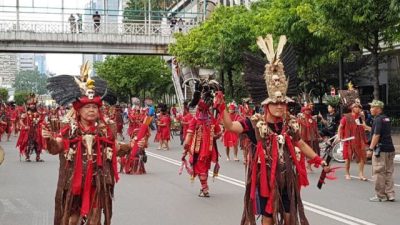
[127,108,142,138]
[298,106,320,155]
[16,94,44,162]
[223,105,240,147]
[340,113,367,161]
[46,72,131,225]
[183,92,223,197]
[158,113,171,141]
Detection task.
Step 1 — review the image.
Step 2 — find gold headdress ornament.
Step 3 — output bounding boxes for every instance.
[257,35,293,105]
[338,81,361,109]
[74,61,96,99]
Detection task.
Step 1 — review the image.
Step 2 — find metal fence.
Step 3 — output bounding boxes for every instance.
[0,19,198,36]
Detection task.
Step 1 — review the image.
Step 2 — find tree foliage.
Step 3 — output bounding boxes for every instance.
[94,56,172,102]
[14,91,29,106]
[169,0,400,102]
[123,0,176,21]
[298,0,400,100]
[13,70,47,95]
[169,6,256,98]
[0,88,8,102]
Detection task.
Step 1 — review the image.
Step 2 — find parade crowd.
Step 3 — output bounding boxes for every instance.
[1,35,395,225]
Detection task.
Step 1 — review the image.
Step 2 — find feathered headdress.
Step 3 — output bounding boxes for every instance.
[338,82,361,109]
[243,35,297,105]
[47,61,116,109]
[189,79,222,111]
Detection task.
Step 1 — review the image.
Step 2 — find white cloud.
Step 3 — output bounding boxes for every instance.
[46,53,82,75]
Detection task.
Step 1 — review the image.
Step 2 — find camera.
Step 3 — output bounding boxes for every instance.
[374,145,381,158]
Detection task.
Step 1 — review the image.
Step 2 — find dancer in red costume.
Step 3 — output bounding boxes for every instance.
[44,68,135,225]
[223,103,240,161]
[180,101,193,145]
[218,35,330,225]
[298,104,321,172]
[238,98,254,165]
[16,93,44,162]
[338,85,368,181]
[9,102,19,137]
[182,80,223,197]
[127,106,141,139]
[156,103,171,150]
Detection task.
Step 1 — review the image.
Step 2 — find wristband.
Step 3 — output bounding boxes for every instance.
[308,156,323,168]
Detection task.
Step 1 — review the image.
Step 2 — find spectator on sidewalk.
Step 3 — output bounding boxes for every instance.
[93,11,101,33]
[68,14,76,33]
[366,100,396,202]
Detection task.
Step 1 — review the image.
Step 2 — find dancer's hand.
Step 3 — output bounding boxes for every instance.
[213,91,225,112]
[41,127,52,139]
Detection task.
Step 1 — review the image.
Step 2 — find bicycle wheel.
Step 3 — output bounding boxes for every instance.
[332,143,345,163]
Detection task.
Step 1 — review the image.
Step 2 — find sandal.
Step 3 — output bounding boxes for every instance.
[359,176,368,181]
[198,190,210,198]
[345,175,351,180]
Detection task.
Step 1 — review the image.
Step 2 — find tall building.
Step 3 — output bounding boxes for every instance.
[0,54,18,88]
[34,54,47,75]
[18,53,36,71]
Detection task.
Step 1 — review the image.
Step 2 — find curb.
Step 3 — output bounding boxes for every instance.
[395,154,400,163]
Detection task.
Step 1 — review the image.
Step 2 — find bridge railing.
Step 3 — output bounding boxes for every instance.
[0,19,198,36]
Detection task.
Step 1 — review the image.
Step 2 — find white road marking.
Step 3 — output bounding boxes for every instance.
[147,151,378,225]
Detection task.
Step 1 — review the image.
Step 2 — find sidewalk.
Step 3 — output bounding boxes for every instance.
[391,133,400,162]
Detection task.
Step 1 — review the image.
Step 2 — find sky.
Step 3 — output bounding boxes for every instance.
[0,0,90,75]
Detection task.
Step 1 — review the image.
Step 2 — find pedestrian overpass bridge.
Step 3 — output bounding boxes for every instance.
[0,20,197,55]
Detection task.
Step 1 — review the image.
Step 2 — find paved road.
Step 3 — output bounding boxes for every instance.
[0,132,399,225]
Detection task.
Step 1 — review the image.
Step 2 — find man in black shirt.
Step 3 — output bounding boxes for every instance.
[366,100,395,202]
[319,104,340,138]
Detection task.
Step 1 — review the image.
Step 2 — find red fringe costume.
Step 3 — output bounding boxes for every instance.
[121,127,150,175]
[223,111,240,147]
[185,100,221,196]
[298,106,320,156]
[46,72,130,225]
[9,105,19,135]
[239,117,310,225]
[16,111,43,161]
[339,113,367,161]
[47,119,124,225]
[158,113,171,142]
[127,109,142,139]
[239,102,254,164]
[181,111,194,143]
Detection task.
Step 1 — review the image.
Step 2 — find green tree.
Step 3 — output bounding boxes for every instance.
[169,6,256,98]
[94,56,172,102]
[298,0,400,100]
[123,0,176,21]
[14,91,29,106]
[0,88,8,102]
[13,70,47,95]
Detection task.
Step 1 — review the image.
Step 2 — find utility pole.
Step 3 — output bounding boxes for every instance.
[16,0,20,31]
[148,0,151,35]
[61,0,64,32]
[203,0,207,21]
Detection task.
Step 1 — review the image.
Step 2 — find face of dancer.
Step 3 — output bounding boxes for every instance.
[79,103,99,123]
[351,105,361,114]
[266,102,287,118]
